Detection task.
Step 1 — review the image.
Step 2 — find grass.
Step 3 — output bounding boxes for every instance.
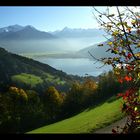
[12,72,66,88]
[55,77,66,85]
[28,98,124,134]
[11,73,43,88]
[43,73,66,85]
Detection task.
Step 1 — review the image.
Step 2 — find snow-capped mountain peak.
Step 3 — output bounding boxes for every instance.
[0,24,57,40]
[4,29,9,32]
[0,24,24,33]
[24,25,36,30]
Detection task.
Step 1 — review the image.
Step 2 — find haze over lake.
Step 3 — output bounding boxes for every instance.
[34,57,112,76]
[1,36,107,54]
[0,24,112,77]
[0,35,111,76]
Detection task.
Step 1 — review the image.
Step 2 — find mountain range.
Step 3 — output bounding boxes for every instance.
[50,27,105,38]
[0,25,106,40]
[0,24,107,54]
[0,25,57,40]
[0,24,127,60]
[0,24,23,33]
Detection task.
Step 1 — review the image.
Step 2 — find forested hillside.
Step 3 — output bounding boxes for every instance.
[0,47,88,93]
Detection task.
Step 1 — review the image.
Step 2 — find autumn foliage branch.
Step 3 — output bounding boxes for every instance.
[92,6,140,133]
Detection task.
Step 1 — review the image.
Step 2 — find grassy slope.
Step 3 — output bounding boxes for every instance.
[11,73,43,87]
[28,98,124,134]
[43,73,66,85]
[12,72,66,87]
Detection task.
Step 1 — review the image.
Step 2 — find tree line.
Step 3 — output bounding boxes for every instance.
[0,71,131,133]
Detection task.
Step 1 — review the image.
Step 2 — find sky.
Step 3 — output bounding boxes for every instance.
[0,6,139,32]
[0,6,110,32]
[0,6,95,32]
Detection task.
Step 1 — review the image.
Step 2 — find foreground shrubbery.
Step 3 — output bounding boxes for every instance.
[0,71,130,133]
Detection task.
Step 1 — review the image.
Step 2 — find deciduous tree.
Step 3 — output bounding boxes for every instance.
[92,6,140,133]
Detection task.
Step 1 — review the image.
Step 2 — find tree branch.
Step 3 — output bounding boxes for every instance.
[116,6,140,61]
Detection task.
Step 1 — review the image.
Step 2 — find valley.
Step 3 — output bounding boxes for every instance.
[0,25,112,77]
[0,24,131,134]
[0,6,140,134]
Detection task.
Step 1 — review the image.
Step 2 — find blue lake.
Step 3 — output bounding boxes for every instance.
[35,58,112,77]
[1,35,112,76]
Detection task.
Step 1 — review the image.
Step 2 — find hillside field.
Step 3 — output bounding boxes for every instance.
[28,97,124,134]
[11,73,43,88]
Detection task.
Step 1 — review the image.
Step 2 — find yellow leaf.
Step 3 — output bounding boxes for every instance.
[131,20,136,24]
[107,42,113,45]
[134,107,138,111]
[113,68,120,75]
[137,43,140,48]
[112,31,119,36]
[138,72,140,78]
[135,52,140,57]
[122,50,126,53]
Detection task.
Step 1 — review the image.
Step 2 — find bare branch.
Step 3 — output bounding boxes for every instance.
[88,51,104,63]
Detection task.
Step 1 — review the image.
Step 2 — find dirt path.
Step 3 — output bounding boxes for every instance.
[93,117,128,134]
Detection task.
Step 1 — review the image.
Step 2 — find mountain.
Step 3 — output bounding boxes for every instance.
[78,40,114,59]
[0,47,78,93]
[0,24,24,33]
[50,27,106,38]
[0,25,57,40]
[78,30,138,59]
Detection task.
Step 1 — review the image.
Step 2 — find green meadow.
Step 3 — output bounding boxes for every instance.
[12,73,43,88]
[28,98,124,133]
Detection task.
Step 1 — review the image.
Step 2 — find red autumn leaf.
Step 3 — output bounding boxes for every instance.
[127,53,132,59]
[123,95,127,100]
[126,65,134,71]
[124,76,132,82]
[129,76,132,81]
[118,78,123,83]
[125,92,129,97]
[124,76,129,81]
